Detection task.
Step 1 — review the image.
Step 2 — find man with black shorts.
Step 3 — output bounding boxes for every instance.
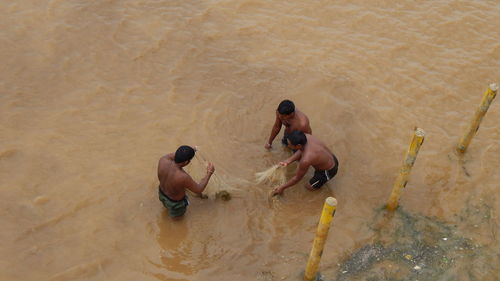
[271,131,339,196]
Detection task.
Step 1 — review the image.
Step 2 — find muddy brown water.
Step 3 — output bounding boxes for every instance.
[1,1,498,280]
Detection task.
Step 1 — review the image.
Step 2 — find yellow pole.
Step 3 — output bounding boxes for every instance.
[457,83,498,153]
[304,197,337,281]
[387,128,425,211]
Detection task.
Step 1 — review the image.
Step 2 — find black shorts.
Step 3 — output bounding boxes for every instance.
[309,155,339,189]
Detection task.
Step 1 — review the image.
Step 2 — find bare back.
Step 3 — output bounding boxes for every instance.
[157,154,191,201]
[300,134,335,171]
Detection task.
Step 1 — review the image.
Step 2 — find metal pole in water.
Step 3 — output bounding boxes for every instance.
[304,197,337,281]
[457,83,498,154]
[387,128,425,211]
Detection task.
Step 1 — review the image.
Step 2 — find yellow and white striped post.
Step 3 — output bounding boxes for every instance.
[387,128,425,211]
[304,197,337,281]
[457,83,498,154]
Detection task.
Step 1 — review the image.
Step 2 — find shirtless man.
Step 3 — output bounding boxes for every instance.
[265,100,312,149]
[271,131,339,196]
[157,145,215,218]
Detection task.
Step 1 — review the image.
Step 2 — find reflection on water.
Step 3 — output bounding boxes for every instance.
[155,212,193,279]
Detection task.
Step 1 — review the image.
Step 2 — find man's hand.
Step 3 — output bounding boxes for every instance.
[206,162,215,175]
[271,186,284,196]
[264,143,272,150]
[279,161,289,167]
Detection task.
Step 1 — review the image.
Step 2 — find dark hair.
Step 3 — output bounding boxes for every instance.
[277,100,295,115]
[287,130,307,146]
[174,145,195,163]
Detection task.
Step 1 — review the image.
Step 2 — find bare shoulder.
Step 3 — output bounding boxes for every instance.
[300,149,314,166]
[158,155,173,170]
[273,111,282,124]
[308,134,322,144]
[159,154,173,164]
[301,114,310,127]
[297,109,309,120]
[310,136,332,154]
[176,170,194,185]
[297,110,311,130]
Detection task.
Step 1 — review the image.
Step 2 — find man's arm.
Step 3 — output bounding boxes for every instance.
[184,163,215,194]
[279,150,302,166]
[272,160,309,196]
[265,112,282,149]
[303,119,312,135]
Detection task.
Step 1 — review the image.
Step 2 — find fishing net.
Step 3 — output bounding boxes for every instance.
[185,150,238,200]
[255,165,287,186]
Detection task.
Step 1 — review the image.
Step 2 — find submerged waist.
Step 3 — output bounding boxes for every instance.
[159,187,186,202]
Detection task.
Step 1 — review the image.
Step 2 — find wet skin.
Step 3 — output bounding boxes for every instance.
[271,134,337,196]
[158,152,215,201]
[265,109,312,149]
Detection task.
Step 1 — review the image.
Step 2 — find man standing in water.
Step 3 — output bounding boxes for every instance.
[265,100,312,149]
[157,145,215,218]
[271,131,339,196]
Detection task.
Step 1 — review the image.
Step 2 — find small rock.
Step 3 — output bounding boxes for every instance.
[414,265,421,270]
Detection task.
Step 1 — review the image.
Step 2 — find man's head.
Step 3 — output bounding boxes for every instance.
[277,100,295,120]
[286,130,307,150]
[174,145,195,166]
